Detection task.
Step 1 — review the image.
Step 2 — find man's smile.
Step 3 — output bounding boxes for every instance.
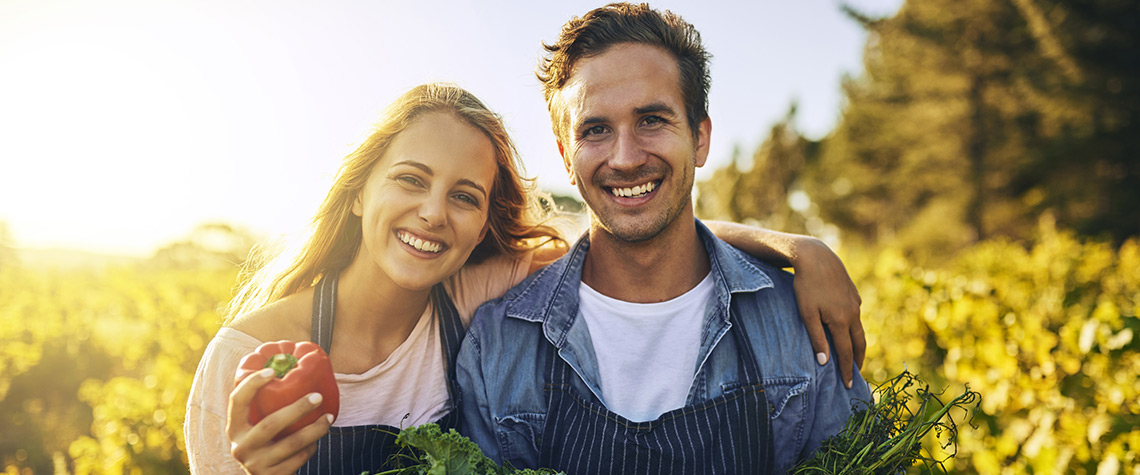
[607,180,659,198]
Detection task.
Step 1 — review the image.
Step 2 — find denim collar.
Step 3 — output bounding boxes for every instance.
[505,219,775,349]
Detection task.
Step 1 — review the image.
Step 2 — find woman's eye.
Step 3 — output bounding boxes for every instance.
[454,193,480,207]
[398,175,424,187]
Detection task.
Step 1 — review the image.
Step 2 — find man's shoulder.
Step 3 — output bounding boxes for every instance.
[706,234,796,297]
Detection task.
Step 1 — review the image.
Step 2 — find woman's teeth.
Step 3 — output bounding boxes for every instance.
[399,232,442,253]
[610,181,657,198]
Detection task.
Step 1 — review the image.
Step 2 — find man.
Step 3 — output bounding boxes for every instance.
[458,3,870,473]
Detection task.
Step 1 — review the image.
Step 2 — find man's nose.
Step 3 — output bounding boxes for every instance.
[608,129,648,171]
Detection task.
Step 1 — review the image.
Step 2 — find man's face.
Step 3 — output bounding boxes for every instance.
[555,42,711,243]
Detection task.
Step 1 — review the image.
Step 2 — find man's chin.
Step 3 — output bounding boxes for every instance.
[593,218,667,243]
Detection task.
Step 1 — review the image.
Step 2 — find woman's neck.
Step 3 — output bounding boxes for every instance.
[328,255,432,372]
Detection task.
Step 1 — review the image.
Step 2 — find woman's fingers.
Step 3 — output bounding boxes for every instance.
[226,367,334,474]
[229,389,332,471]
[264,416,333,473]
[227,368,275,441]
[239,412,333,474]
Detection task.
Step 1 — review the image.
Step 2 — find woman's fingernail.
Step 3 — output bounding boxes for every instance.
[816,353,828,365]
[845,380,853,389]
[325,414,335,424]
[258,368,274,378]
[308,393,323,404]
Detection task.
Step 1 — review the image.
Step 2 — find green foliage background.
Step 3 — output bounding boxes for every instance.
[2,0,1137,473]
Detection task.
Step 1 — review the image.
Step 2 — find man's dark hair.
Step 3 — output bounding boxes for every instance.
[537,2,712,140]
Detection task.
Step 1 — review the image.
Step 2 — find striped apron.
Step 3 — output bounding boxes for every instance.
[297,272,464,475]
[538,309,774,475]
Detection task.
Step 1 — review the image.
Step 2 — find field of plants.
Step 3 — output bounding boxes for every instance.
[0,220,1136,474]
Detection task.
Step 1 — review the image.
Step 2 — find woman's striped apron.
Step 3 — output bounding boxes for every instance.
[297,272,464,475]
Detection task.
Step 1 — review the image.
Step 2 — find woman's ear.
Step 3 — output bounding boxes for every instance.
[352,193,363,217]
[478,221,490,243]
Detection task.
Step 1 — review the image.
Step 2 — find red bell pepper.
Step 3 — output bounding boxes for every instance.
[235,340,340,439]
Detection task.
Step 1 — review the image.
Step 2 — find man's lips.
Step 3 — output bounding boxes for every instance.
[607,180,659,198]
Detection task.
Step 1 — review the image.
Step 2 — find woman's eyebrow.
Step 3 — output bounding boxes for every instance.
[394,160,487,199]
[458,179,488,199]
[392,160,433,175]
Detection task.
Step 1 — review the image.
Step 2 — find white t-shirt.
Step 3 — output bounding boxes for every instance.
[184,253,530,475]
[578,271,713,422]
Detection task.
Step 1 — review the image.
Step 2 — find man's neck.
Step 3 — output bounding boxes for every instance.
[581,213,710,304]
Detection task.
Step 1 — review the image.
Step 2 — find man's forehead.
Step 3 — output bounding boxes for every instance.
[555,43,683,122]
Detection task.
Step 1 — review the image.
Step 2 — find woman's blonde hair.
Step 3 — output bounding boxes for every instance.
[224,83,565,323]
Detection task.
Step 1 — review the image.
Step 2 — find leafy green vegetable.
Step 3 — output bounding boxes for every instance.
[365,423,563,475]
[789,370,980,475]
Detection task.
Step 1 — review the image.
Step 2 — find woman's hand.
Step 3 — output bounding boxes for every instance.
[703,220,866,387]
[791,236,865,389]
[226,368,334,475]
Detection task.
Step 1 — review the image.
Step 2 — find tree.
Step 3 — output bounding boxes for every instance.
[696,104,817,236]
[795,0,1140,256]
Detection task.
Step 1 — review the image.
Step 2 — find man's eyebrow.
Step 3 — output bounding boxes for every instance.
[635,103,676,116]
[571,103,678,132]
[575,116,607,130]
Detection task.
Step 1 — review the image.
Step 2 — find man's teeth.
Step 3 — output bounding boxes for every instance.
[399,232,443,253]
[610,181,657,198]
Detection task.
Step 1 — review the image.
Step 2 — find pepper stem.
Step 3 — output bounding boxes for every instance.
[265,353,299,378]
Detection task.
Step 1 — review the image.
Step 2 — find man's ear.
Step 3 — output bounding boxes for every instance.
[694,117,712,168]
[558,140,576,186]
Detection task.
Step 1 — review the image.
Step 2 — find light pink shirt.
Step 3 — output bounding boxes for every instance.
[184,253,530,474]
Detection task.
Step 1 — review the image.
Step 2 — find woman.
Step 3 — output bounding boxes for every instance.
[185,83,861,474]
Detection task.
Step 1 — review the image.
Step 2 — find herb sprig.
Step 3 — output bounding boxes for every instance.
[790,370,980,475]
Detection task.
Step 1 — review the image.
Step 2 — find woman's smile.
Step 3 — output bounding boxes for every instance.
[396,229,446,255]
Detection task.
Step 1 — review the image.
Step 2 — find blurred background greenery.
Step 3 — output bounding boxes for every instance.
[2,0,1137,473]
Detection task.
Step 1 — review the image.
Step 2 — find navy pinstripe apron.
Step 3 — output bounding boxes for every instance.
[297,272,464,475]
[538,309,775,475]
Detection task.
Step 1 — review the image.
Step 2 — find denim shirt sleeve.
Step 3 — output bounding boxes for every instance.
[456,317,503,464]
[803,355,871,462]
[728,251,871,472]
[457,297,547,469]
[807,357,866,457]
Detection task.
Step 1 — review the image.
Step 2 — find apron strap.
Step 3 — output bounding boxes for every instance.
[431,283,465,404]
[310,271,338,354]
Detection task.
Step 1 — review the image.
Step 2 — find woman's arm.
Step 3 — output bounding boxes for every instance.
[705,220,866,389]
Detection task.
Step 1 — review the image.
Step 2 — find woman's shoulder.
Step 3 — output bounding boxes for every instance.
[227,287,315,343]
[445,252,534,323]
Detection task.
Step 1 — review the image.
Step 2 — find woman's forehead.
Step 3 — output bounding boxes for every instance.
[381,112,498,186]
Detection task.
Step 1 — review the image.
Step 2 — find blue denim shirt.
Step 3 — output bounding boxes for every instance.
[457,220,870,474]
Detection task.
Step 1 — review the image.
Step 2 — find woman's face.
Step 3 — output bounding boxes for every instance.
[353,111,497,290]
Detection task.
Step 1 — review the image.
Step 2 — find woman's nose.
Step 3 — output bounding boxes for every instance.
[417,193,447,228]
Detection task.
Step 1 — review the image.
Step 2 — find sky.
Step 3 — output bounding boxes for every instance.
[0,0,903,257]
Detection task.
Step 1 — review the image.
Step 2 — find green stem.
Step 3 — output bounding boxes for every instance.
[265,353,299,378]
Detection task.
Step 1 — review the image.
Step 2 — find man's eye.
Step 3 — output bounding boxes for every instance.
[582,125,607,137]
[642,115,664,126]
